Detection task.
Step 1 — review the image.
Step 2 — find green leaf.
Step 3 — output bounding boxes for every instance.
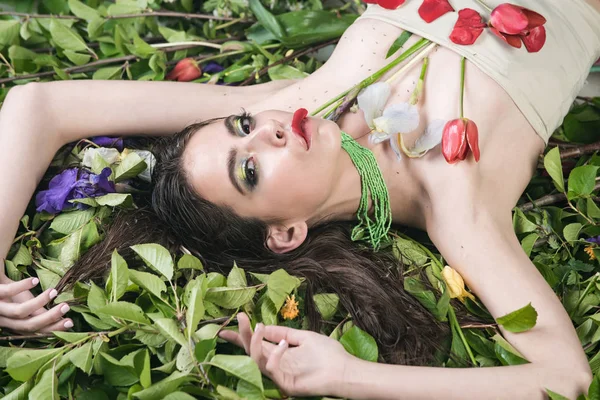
[92,66,123,80]
[63,49,91,65]
[208,354,264,392]
[107,249,129,302]
[194,338,217,363]
[68,0,100,21]
[6,348,63,381]
[49,19,91,53]
[130,243,174,280]
[177,254,203,271]
[115,152,147,181]
[313,293,339,320]
[53,331,90,343]
[205,286,257,309]
[163,393,196,400]
[154,318,187,347]
[589,374,600,400]
[133,371,190,400]
[0,347,25,368]
[545,389,571,400]
[99,352,139,387]
[87,16,105,40]
[107,3,143,16]
[67,341,94,374]
[386,31,413,58]
[267,64,308,80]
[0,20,21,49]
[12,243,32,267]
[185,277,206,338]
[393,237,428,266]
[94,193,134,208]
[129,269,167,300]
[491,333,529,365]
[339,326,378,362]
[1,380,33,400]
[248,0,286,40]
[267,269,301,310]
[563,223,583,242]
[29,368,59,400]
[543,147,564,193]
[227,263,247,288]
[520,233,539,257]
[568,165,599,199]
[139,350,152,389]
[512,208,538,234]
[175,346,194,374]
[587,198,600,219]
[260,295,278,325]
[97,302,151,325]
[50,208,96,235]
[495,302,538,333]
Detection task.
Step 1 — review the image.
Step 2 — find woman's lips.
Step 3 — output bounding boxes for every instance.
[292,108,311,151]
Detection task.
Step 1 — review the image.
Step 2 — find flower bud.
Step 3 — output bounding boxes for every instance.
[441,118,480,164]
[166,58,202,82]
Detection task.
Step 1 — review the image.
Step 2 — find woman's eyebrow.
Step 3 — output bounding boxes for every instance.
[227,147,245,196]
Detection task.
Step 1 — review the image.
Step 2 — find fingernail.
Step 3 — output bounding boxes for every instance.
[64,321,74,329]
[278,339,287,347]
[256,323,263,330]
[60,304,70,314]
[49,289,58,299]
[31,278,39,286]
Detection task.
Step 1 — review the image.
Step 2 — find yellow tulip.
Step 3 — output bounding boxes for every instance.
[442,265,476,303]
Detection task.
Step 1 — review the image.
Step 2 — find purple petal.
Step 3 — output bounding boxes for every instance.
[35,168,79,214]
[203,61,224,74]
[90,136,124,151]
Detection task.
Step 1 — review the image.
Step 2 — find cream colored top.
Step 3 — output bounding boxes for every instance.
[357,1,600,144]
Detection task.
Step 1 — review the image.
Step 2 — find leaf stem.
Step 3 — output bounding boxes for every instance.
[460,56,466,119]
[568,272,599,319]
[311,38,432,116]
[449,306,478,365]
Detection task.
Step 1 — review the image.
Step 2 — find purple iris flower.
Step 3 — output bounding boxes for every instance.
[35,167,116,214]
[203,61,224,74]
[586,236,600,245]
[90,136,124,151]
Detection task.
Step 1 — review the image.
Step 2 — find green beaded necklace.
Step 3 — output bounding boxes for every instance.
[340,131,392,251]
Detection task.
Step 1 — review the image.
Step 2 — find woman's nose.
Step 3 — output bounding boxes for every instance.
[250,120,286,148]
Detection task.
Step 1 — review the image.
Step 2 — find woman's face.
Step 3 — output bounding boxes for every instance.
[183,109,344,224]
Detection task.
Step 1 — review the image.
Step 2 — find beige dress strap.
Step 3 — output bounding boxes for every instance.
[357,1,600,145]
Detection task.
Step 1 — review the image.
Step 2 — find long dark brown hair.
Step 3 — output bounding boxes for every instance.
[58,120,490,366]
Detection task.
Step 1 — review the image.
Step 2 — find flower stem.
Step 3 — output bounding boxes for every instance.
[311,38,432,117]
[448,306,478,366]
[474,0,493,13]
[385,42,436,85]
[459,56,466,119]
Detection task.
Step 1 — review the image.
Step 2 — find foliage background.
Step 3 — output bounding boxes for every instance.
[0,0,599,399]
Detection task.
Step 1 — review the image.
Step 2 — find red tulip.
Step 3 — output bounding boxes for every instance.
[418,0,454,23]
[166,58,202,82]
[449,8,486,46]
[441,118,480,163]
[489,3,546,52]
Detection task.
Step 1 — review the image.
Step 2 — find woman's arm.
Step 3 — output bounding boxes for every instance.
[219,205,592,399]
[33,78,298,144]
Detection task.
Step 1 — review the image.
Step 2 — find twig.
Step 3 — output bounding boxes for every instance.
[239,38,339,86]
[459,323,497,329]
[559,140,600,159]
[518,182,600,212]
[548,139,580,148]
[0,10,247,22]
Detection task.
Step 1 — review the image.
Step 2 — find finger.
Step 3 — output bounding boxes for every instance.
[250,323,265,366]
[0,303,70,333]
[0,277,39,298]
[262,325,309,346]
[265,339,289,377]
[39,318,74,333]
[0,288,57,319]
[218,329,246,350]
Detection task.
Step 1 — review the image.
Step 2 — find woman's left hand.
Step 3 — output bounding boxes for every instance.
[218,312,353,398]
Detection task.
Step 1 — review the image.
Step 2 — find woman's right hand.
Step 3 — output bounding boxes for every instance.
[0,276,73,333]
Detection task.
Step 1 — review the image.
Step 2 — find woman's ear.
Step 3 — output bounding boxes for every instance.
[266,221,308,254]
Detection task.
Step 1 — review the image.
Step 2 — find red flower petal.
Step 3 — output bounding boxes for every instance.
[449,8,486,45]
[442,119,468,163]
[465,118,480,162]
[377,0,407,10]
[521,7,546,29]
[521,25,546,53]
[489,27,522,49]
[418,0,454,23]
[490,4,528,35]
[166,58,202,82]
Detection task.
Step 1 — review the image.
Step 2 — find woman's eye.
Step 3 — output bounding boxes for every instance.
[235,116,253,136]
[242,157,258,189]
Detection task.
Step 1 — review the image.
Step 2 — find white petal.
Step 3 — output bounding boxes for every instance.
[82,147,121,168]
[412,119,445,153]
[131,150,157,183]
[369,131,392,145]
[357,82,391,128]
[373,103,420,134]
[389,133,403,161]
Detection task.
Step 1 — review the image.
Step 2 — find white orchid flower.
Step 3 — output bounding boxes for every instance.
[390,119,446,159]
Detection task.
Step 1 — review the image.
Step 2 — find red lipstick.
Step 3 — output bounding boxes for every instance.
[292,108,311,150]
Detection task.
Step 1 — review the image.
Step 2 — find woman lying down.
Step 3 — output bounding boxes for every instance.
[0,0,599,398]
